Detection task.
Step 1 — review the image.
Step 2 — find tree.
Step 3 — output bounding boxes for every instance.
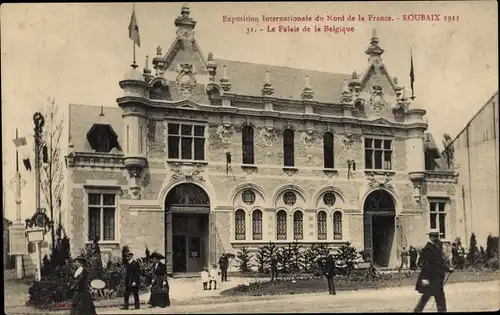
[467,233,479,267]
[442,133,455,169]
[39,96,64,251]
[236,247,252,272]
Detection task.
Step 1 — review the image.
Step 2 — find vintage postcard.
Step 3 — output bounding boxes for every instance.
[2,1,498,314]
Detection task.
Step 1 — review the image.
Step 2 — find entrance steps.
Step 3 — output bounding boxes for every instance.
[171,272,200,279]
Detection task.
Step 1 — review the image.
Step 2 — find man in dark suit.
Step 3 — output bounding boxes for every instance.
[413,229,454,313]
[270,256,278,282]
[121,249,141,310]
[324,254,337,295]
[219,254,229,282]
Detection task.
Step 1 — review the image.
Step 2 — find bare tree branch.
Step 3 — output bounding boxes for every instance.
[39,97,65,234]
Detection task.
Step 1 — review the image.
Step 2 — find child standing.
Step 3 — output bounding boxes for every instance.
[200,267,209,290]
[209,264,219,290]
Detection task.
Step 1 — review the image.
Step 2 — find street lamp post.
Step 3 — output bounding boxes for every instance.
[33,112,44,213]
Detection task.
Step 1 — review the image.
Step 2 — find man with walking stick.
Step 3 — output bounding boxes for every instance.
[413,229,454,313]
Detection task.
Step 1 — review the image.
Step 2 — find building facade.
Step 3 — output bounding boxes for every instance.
[443,91,499,247]
[64,5,458,273]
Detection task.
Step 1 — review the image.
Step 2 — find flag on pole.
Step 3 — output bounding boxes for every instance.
[128,9,140,47]
[410,49,415,96]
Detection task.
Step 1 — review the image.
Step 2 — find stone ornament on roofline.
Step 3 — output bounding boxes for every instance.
[176,63,197,97]
[370,85,386,114]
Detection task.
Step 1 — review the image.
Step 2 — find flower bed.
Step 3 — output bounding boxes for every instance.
[221,270,499,297]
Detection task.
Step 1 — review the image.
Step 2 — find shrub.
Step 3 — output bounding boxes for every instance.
[333,242,360,276]
[236,247,252,272]
[301,246,317,272]
[276,246,291,273]
[467,233,479,267]
[288,241,303,273]
[255,246,267,273]
[486,234,499,260]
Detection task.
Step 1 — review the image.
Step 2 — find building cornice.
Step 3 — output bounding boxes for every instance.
[116,96,427,131]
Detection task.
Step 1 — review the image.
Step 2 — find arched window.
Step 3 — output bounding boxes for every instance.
[242,125,255,165]
[293,211,303,240]
[317,211,327,240]
[276,210,287,240]
[333,211,342,240]
[252,210,263,240]
[323,132,334,169]
[283,129,295,167]
[234,209,246,240]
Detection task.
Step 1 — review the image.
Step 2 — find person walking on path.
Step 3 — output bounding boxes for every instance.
[413,229,454,313]
[70,255,97,315]
[121,249,141,310]
[219,254,229,282]
[148,252,170,308]
[324,254,337,295]
[409,246,418,271]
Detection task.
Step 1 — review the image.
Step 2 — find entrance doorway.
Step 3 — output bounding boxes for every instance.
[165,183,210,274]
[363,189,396,267]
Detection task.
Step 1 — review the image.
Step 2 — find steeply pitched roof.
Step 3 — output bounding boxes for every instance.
[213,59,349,103]
[68,104,123,152]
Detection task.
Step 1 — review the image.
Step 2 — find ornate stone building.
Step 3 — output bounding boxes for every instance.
[64,5,458,273]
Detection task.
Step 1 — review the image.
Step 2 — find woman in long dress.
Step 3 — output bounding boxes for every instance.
[149,252,170,308]
[70,255,97,315]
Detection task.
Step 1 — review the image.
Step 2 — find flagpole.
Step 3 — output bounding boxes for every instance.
[131,2,137,68]
[410,47,415,100]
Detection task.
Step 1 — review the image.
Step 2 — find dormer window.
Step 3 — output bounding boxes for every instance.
[87,124,121,153]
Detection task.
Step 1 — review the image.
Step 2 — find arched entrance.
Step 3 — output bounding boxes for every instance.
[165,183,210,274]
[363,189,396,267]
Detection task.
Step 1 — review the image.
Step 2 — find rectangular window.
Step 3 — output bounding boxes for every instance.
[87,193,117,241]
[429,200,447,239]
[167,123,205,161]
[365,138,393,170]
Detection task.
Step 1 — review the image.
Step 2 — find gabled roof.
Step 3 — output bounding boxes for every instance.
[213,59,349,103]
[68,104,123,152]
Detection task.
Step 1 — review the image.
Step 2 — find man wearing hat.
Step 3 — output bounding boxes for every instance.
[121,249,141,310]
[413,229,454,313]
[149,251,170,308]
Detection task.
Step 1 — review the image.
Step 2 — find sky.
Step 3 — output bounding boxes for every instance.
[1,2,498,221]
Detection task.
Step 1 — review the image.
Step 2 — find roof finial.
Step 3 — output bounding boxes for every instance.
[99,106,105,117]
[157,46,162,56]
[262,71,274,96]
[220,65,231,92]
[340,78,353,104]
[365,28,384,63]
[301,75,314,100]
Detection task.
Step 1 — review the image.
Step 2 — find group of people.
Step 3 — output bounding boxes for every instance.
[68,248,170,315]
[199,253,231,290]
[399,245,420,271]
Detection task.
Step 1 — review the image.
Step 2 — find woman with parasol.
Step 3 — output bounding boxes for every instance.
[70,254,97,315]
[149,251,170,308]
